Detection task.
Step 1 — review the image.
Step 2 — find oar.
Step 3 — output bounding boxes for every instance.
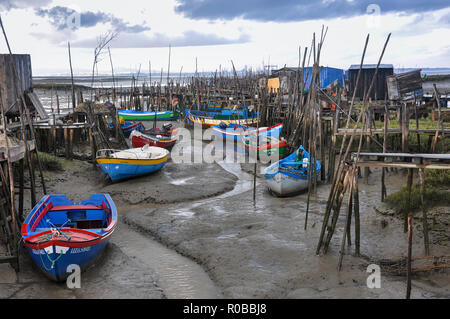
[46,219,71,241]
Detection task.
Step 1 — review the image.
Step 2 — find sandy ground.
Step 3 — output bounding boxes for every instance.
[0,128,449,299]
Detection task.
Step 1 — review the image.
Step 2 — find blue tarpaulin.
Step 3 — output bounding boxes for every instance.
[302,67,344,90]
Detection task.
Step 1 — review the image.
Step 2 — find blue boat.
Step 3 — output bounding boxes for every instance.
[109,121,145,137]
[96,146,170,182]
[21,194,117,281]
[212,123,283,142]
[264,146,321,197]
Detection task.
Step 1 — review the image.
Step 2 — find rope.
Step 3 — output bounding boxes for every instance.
[45,250,64,269]
[37,242,63,271]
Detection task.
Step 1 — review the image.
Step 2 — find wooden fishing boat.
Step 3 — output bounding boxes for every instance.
[263,146,321,197]
[130,130,178,149]
[96,145,169,182]
[118,109,180,121]
[142,123,178,138]
[243,134,289,157]
[109,121,145,138]
[185,110,258,127]
[21,194,117,282]
[212,123,283,142]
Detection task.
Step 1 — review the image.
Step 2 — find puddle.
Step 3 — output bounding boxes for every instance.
[169,209,195,218]
[169,177,195,185]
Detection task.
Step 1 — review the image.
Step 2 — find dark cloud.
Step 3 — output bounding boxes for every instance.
[174,0,450,22]
[70,30,250,48]
[35,6,150,33]
[0,0,51,11]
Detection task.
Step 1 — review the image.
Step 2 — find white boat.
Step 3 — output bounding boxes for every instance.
[264,146,321,197]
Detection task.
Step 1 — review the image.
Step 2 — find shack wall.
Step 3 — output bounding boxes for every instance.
[347,67,393,101]
[0,54,33,115]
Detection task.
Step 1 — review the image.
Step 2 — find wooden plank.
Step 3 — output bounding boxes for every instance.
[355,162,450,169]
[335,128,401,136]
[0,140,36,162]
[27,92,49,119]
[0,255,16,264]
[356,152,450,160]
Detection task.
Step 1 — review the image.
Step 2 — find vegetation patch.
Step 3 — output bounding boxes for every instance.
[386,170,450,214]
[35,152,64,171]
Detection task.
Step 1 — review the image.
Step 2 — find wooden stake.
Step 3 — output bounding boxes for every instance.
[418,167,430,255]
[406,213,413,299]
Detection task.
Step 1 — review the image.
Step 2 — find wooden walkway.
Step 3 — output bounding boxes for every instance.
[352,152,450,170]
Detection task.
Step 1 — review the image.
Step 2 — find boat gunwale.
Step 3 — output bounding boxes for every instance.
[131,130,178,143]
[22,194,118,248]
[96,148,170,162]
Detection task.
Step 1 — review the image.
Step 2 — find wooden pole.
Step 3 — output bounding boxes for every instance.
[253,99,260,203]
[431,84,443,152]
[353,168,360,256]
[405,168,413,233]
[338,168,354,271]
[418,167,430,255]
[68,42,76,110]
[406,213,413,299]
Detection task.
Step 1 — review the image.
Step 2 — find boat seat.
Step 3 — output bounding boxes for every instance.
[50,205,103,211]
[76,219,105,230]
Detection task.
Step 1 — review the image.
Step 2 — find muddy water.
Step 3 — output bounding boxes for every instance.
[111,158,255,299]
[111,221,222,299]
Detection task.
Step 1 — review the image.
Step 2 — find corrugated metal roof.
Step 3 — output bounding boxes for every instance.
[348,64,394,70]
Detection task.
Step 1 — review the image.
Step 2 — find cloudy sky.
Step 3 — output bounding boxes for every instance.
[0,0,449,75]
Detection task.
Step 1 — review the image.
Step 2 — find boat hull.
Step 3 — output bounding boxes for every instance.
[118,110,180,121]
[212,123,283,142]
[264,146,321,197]
[244,141,288,157]
[21,194,117,282]
[108,121,145,137]
[130,131,177,149]
[265,172,309,197]
[25,238,110,281]
[186,110,258,127]
[97,156,169,181]
[122,122,145,137]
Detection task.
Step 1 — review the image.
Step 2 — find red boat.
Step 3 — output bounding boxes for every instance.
[130,130,178,149]
[143,123,178,137]
[143,127,179,137]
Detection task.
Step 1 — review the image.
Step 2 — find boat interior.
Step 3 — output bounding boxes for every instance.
[107,146,169,160]
[26,194,113,236]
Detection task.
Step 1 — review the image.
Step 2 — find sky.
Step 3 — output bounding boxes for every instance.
[0,0,449,75]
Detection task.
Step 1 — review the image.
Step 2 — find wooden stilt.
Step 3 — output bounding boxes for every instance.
[418,167,430,255]
[406,213,413,299]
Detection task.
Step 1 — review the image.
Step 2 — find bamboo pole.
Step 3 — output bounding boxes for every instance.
[338,168,355,270]
[317,33,391,255]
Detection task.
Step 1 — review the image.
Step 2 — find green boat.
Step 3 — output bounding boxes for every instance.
[243,135,289,157]
[118,110,180,121]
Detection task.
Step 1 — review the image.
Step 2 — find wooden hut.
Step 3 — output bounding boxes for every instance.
[347,64,393,101]
[0,54,47,120]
